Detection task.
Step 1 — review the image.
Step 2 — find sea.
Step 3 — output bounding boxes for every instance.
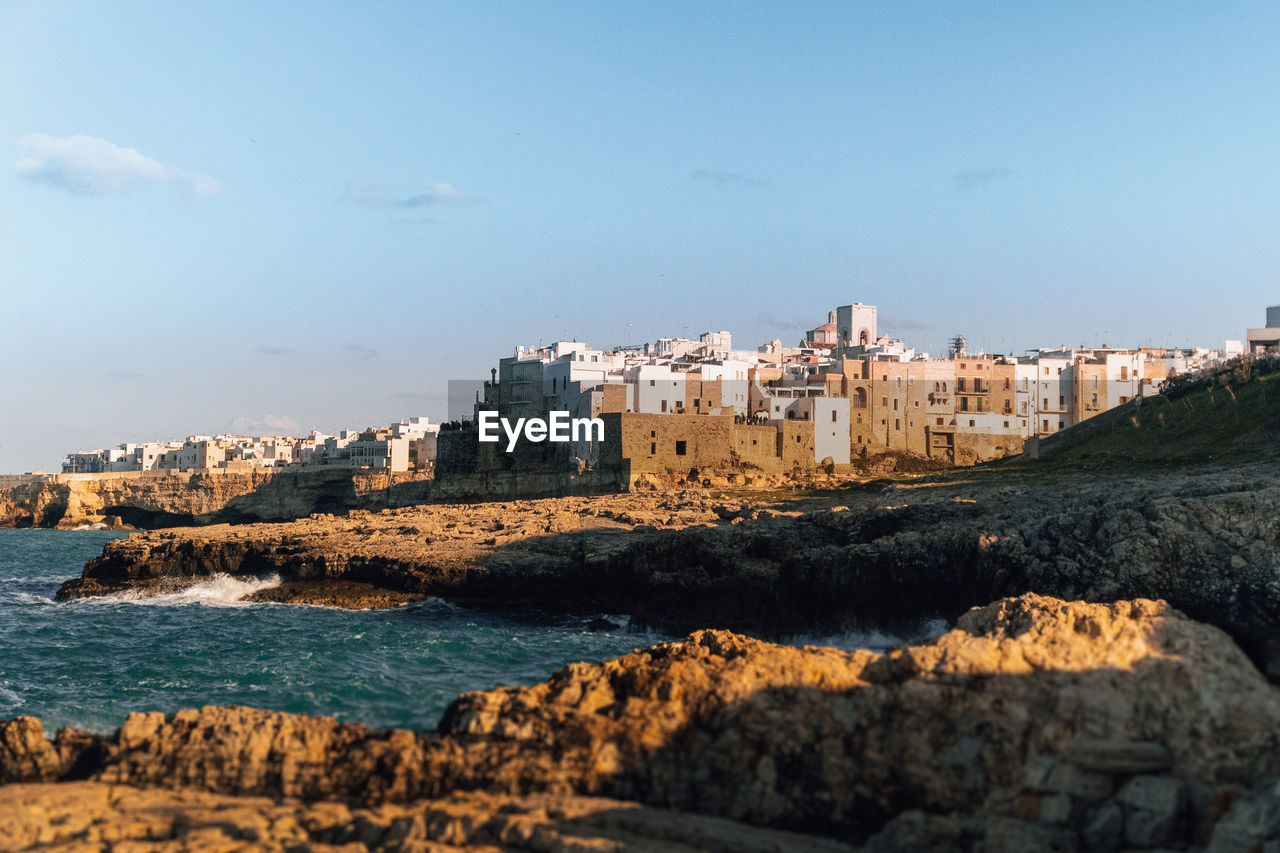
[0,529,929,735]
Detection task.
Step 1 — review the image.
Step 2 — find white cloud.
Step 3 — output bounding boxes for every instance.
[15,133,222,197]
[230,414,300,436]
[691,168,769,188]
[337,180,463,208]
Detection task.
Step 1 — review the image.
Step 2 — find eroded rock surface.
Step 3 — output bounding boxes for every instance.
[0,783,849,852]
[56,461,1280,673]
[6,594,1280,849]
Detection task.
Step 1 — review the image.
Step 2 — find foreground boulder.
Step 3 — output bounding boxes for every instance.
[5,594,1280,849]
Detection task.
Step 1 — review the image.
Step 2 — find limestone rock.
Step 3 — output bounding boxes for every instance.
[6,593,1280,849]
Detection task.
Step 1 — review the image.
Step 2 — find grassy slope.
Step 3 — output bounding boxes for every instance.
[1033,369,1280,472]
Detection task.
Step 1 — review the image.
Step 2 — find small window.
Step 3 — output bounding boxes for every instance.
[675,441,686,456]
[650,430,656,437]
[936,417,943,425]
[969,419,975,427]
[831,411,838,422]
[895,418,900,430]
[661,400,667,412]
[649,442,656,455]
[649,380,655,386]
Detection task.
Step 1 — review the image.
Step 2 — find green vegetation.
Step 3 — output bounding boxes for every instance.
[1036,357,1280,471]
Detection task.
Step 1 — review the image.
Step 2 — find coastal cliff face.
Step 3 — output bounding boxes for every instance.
[6,594,1280,849]
[57,460,1280,676]
[0,469,433,529]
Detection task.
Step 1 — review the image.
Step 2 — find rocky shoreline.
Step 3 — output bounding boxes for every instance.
[7,593,1280,849]
[56,459,1280,674]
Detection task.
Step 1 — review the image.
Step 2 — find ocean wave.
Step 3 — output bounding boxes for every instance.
[0,685,23,709]
[82,574,282,608]
[778,618,952,653]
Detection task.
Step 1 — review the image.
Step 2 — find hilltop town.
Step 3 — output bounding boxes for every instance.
[56,302,1266,488]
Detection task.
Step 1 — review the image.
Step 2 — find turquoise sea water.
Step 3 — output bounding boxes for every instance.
[0,529,675,734]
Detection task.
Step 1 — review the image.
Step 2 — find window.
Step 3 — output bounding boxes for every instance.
[936,417,944,425]
[856,414,862,424]
[650,430,656,437]
[649,380,655,386]
[1120,366,1129,380]
[831,410,838,422]
[882,397,888,406]
[1059,395,1064,406]
[961,397,969,412]
[1004,378,1011,390]
[893,399,899,410]
[895,418,900,430]
[675,441,686,456]
[650,442,656,455]
[1091,393,1098,406]
[969,419,975,427]
[660,400,667,412]
[1091,377,1098,389]
[1003,420,1010,428]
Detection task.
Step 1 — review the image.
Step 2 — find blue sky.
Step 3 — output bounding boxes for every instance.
[3,2,1278,472]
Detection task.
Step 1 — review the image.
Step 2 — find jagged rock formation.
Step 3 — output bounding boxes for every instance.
[7,594,1280,849]
[56,461,1280,676]
[0,469,432,529]
[0,783,848,852]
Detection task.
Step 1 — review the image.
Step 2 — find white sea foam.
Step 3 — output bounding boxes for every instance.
[0,685,24,709]
[781,618,952,653]
[88,573,282,608]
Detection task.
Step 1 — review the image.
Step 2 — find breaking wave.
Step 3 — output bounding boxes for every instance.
[778,617,952,653]
[87,573,282,608]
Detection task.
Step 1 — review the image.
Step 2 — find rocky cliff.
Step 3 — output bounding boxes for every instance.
[0,469,433,529]
[6,594,1280,849]
[57,459,1280,677]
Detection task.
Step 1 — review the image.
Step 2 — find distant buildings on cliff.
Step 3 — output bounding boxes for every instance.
[62,417,439,475]
[446,302,1248,486]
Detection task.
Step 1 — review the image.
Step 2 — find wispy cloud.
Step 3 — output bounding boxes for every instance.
[15,133,221,197]
[953,167,1014,190]
[231,414,299,435]
[879,314,931,332]
[337,181,463,209]
[757,312,814,331]
[691,168,769,188]
[342,343,379,359]
[255,344,294,356]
